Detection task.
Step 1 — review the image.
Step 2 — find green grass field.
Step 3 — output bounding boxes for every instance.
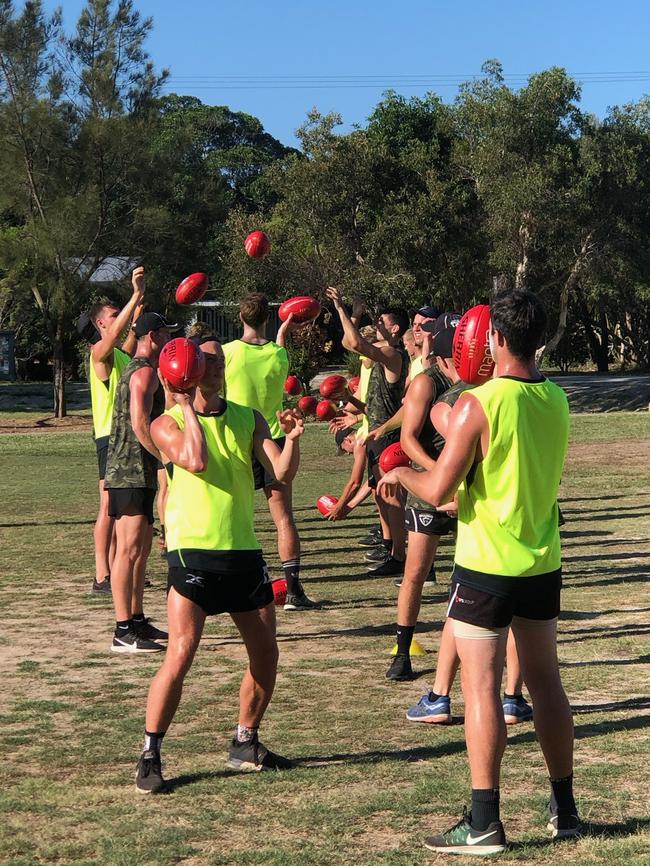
[0,415,649,866]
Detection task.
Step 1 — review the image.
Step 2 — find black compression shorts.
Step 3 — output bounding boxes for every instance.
[107,488,156,524]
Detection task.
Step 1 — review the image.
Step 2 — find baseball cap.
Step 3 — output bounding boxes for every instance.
[415,305,440,320]
[422,311,462,358]
[335,426,356,449]
[76,311,101,345]
[134,312,178,338]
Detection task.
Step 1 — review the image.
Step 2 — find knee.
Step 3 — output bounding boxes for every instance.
[166,639,197,677]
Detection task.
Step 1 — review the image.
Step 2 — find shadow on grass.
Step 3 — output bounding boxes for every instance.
[561,654,650,668]
[571,696,650,713]
[561,607,650,620]
[559,623,650,644]
[0,518,95,528]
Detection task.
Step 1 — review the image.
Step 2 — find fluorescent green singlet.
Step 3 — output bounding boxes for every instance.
[356,359,372,438]
[88,348,131,440]
[223,340,288,439]
[455,376,569,578]
[164,402,260,556]
[409,356,424,380]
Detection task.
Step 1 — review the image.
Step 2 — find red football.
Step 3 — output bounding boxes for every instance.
[176,272,208,305]
[278,295,321,324]
[298,395,319,416]
[159,338,206,391]
[379,442,412,474]
[284,375,302,396]
[348,375,360,394]
[244,230,271,259]
[319,374,347,399]
[316,400,337,421]
[317,494,338,516]
[453,304,494,385]
[272,578,287,606]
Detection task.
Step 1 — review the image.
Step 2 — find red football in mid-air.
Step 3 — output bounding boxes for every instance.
[317,494,338,516]
[159,338,206,392]
[278,295,321,324]
[284,375,302,396]
[298,395,319,416]
[453,304,494,385]
[348,375,360,394]
[319,374,347,399]
[244,230,271,259]
[316,400,337,421]
[272,578,287,606]
[175,272,208,305]
[379,442,412,474]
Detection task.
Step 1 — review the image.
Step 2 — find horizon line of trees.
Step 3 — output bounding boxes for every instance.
[1,1,648,415]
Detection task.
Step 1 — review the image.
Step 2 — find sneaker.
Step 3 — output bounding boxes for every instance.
[547,808,583,840]
[284,589,318,611]
[367,556,404,576]
[386,652,414,681]
[394,570,436,589]
[134,618,168,641]
[424,807,507,855]
[225,734,293,772]
[92,575,111,595]
[365,547,390,563]
[111,629,165,654]
[406,692,452,724]
[358,528,383,547]
[502,694,533,724]
[135,749,166,793]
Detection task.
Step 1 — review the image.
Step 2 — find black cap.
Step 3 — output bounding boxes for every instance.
[423,311,462,358]
[134,312,178,338]
[76,312,101,344]
[335,426,356,448]
[189,333,221,347]
[415,305,440,320]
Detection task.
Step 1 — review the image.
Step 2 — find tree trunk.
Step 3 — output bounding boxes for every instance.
[52,315,67,419]
[596,298,609,372]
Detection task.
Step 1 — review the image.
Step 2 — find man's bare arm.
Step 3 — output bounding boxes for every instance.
[253,410,303,484]
[400,374,437,469]
[91,267,145,368]
[150,388,207,473]
[129,367,162,461]
[326,286,402,375]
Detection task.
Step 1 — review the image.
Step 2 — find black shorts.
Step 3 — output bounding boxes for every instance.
[252,436,285,489]
[168,552,273,615]
[107,488,156,524]
[366,430,401,488]
[96,436,109,481]
[405,506,457,537]
[447,567,562,629]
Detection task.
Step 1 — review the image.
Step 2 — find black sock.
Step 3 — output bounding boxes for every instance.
[116,619,132,634]
[503,692,522,700]
[550,773,576,816]
[144,730,166,753]
[132,612,146,624]
[382,537,392,551]
[396,624,414,656]
[471,788,500,830]
[282,559,300,595]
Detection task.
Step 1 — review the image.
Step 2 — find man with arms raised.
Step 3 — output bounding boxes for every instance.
[136,335,303,791]
[378,290,578,853]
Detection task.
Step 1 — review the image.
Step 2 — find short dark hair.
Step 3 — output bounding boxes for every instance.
[490,289,547,361]
[89,298,119,326]
[240,293,269,328]
[381,307,410,338]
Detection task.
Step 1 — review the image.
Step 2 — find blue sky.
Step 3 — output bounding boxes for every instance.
[45,0,650,146]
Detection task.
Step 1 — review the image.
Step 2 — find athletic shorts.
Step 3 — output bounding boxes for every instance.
[107,488,156,524]
[96,435,109,481]
[168,552,273,615]
[447,569,562,630]
[405,506,457,537]
[252,436,285,490]
[366,430,401,488]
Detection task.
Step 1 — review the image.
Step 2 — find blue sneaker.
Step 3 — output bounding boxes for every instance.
[406,692,452,724]
[502,694,533,724]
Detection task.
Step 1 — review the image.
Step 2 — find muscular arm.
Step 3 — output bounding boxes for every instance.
[400,374,437,470]
[91,281,144,374]
[129,367,162,461]
[252,411,301,484]
[150,401,208,473]
[329,292,402,377]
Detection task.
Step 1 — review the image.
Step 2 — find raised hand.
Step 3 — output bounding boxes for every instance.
[131,265,145,297]
[326,286,345,308]
[277,408,305,440]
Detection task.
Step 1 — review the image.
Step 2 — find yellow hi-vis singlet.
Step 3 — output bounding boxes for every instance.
[164,402,260,555]
[455,376,569,577]
[222,339,288,438]
[88,348,130,439]
[357,358,373,438]
[409,355,424,380]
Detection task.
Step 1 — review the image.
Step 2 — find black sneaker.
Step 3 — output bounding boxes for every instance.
[284,588,318,611]
[367,556,405,576]
[225,734,293,772]
[547,807,583,840]
[111,629,165,654]
[358,528,383,547]
[134,618,168,641]
[135,749,166,793]
[365,547,389,563]
[394,569,436,589]
[424,807,507,855]
[386,652,414,681]
[92,575,111,595]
